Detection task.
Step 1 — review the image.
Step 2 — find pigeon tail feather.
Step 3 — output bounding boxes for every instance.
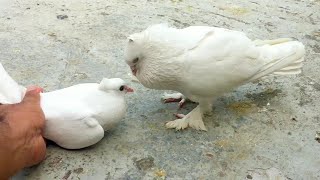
[249,39,305,81]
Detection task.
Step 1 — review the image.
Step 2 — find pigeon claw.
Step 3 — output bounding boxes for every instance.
[165,118,207,131]
[178,99,186,109]
[163,98,181,103]
[161,92,187,109]
[166,118,189,130]
[166,119,207,131]
[174,113,185,119]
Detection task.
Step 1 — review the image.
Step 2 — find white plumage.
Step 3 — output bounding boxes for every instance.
[125,23,305,131]
[0,63,132,149]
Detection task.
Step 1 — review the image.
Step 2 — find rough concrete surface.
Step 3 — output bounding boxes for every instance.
[0,0,319,179]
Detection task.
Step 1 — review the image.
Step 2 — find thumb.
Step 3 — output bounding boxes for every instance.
[21,87,42,105]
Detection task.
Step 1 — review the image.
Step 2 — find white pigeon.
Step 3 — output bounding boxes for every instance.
[0,63,133,149]
[125,23,305,131]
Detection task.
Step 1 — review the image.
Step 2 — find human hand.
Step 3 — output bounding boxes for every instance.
[0,87,46,179]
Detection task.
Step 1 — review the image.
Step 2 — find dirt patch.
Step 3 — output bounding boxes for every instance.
[227,101,256,115]
[245,89,282,107]
[134,156,155,171]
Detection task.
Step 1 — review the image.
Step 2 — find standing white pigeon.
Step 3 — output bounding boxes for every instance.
[0,63,133,149]
[125,24,305,131]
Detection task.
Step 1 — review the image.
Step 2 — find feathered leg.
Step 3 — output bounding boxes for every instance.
[200,101,213,116]
[166,105,207,131]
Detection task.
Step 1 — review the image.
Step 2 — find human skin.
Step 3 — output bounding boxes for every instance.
[0,87,46,180]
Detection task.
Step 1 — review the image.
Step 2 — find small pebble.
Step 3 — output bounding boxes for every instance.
[57,15,68,20]
[315,131,320,143]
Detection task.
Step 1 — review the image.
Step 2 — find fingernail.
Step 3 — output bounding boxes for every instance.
[27,86,44,93]
[35,88,43,93]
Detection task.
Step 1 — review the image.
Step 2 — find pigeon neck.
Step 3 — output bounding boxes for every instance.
[137,56,183,90]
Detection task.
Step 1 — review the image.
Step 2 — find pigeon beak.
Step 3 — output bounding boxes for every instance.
[124,85,134,93]
[130,65,137,76]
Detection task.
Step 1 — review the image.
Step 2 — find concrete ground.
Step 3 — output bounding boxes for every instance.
[1,0,319,179]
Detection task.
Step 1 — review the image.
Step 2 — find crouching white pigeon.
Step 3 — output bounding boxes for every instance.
[125,23,305,131]
[0,63,133,149]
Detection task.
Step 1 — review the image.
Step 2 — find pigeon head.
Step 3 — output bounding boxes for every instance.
[125,33,145,76]
[124,24,186,90]
[99,78,133,94]
[125,24,182,78]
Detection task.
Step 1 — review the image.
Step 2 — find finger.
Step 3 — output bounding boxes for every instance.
[22,89,42,106]
[21,88,46,127]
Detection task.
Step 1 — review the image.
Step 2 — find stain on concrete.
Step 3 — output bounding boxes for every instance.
[73,167,84,174]
[134,156,155,171]
[227,101,256,115]
[223,6,250,16]
[315,131,320,143]
[47,156,63,168]
[57,15,68,20]
[311,44,320,53]
[310,82,320,91]
[247,167,288,180]
[245,89,282,107]
[154,169,166,178]
[62,170,71,180]
[305,31,320,41]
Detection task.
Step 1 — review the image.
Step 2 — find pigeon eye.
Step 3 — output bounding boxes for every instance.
[119,85,124,91]
[133,58,139,64]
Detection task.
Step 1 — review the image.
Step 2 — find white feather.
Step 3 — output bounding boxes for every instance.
[128,23,305,98]
[0,63,26,104]
[0,63,128,149]
[125,24,305,131]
